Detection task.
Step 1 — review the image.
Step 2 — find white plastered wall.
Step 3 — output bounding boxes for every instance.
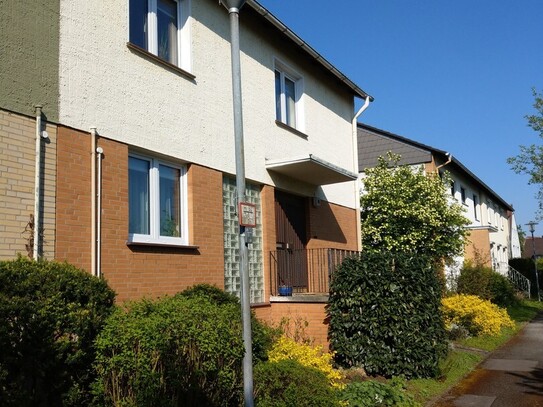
[58,0,357,208]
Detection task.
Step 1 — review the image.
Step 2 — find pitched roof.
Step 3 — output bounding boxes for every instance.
[357,123,514,212]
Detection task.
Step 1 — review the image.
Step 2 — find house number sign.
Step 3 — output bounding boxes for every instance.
[239,202,257,227]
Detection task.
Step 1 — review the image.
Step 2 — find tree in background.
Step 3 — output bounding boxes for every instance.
[360,153,470,265]
[508,88,543,217]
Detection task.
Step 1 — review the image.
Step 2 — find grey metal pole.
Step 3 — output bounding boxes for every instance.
[528,221,541,302]
[221,1,253,406]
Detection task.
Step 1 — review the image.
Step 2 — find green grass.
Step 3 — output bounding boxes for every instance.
[407,350,484,404]
[338,300,543,406]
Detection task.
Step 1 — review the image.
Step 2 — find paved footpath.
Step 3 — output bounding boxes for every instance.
[431,312,543,407]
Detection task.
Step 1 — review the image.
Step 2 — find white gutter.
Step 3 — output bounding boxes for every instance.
[33,105,43,260]
[96,146,104,278]
[352,97,371,251]
[91,127,97,277]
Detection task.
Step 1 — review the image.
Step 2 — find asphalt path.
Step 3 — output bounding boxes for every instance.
[431,312,543,407]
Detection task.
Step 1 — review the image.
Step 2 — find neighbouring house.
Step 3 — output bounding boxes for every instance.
[357,124,520,283]
[522,237,543,260]
[0,0,372,346]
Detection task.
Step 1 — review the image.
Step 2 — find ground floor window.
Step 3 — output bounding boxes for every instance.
[223,177,264,303]
[128,154,188,245]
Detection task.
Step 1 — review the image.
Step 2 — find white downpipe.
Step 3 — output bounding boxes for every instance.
[90,128,97,277]
[352,97,371,251]
[33,105,43,260]
[96,146,104,279]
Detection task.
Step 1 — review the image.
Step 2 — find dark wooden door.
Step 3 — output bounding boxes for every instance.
[274,191,308,291]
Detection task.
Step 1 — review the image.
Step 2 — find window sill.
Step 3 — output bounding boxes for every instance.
[127,42,196,81]
[275,120,308,139]
[126,240,199,250]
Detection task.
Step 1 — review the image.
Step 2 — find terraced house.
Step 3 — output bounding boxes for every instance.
[357,124,521,284]
[0,0,372,346]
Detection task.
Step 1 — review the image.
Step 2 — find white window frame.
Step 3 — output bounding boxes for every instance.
[128,153,188,246]
[274,59,305,132]
[130,0,192,72]
[473,194,479,221]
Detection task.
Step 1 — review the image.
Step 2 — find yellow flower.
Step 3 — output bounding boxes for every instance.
[442,294,515,336]
[268,336,344,388]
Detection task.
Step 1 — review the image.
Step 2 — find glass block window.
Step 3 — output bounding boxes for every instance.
[223,177,264,303]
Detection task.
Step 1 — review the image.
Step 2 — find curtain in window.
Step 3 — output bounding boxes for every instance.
[129,157,150,234]
[284,77,296,127]
[159,165,180,237]
[157,0,178,65]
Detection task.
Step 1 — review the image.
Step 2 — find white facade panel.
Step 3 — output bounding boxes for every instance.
[58,0,357,208]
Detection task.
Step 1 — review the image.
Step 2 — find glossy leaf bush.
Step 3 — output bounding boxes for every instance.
[328,252,447,378]
[0,257,115,407]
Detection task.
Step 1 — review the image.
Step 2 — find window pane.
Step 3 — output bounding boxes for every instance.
[157,0,178,65]
[159,165,180,237]
[129,0,148,49]
[275,70,282,121]
[284,77,296,127]
[129,157,150,234]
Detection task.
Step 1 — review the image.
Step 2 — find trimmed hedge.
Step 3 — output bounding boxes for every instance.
[0,257,115,407]
[328,252,447,378]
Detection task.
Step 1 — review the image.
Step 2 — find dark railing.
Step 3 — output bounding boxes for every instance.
[269,248,361,296]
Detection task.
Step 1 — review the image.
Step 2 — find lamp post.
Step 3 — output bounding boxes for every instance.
[220,1,254,406]
[527,221,541,301]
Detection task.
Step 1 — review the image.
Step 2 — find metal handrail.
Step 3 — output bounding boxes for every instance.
[269,248,360,296]
[506,265,531,298]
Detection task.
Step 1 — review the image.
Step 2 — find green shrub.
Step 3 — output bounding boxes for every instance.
[339,378,421,407]
[177,283,279,362]
[488,272,519,307]
[456,261,493,299]
[328,252,447,379]
[253,359,340,407]
[93,284,277,407]
[457,261,518,307]
[0,257,116,407]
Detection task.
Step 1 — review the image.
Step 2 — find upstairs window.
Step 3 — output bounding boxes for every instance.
[274,61,304,131]
[473,194,479,221]
[128,154,188,245]
[460,186,467,204]
[129,0,191,71]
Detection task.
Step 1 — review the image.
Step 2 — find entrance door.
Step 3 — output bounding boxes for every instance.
[274,191,308,292]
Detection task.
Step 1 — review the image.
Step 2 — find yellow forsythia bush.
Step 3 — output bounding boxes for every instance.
[442,294,515,336]
[268,336,344,388]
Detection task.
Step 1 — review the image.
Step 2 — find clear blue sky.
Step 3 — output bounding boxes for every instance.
[257,0,543,237]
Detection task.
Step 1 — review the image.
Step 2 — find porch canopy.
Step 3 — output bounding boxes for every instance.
[265,154,357,185]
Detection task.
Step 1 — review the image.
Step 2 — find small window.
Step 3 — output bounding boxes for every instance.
[450,181,455,197]
[473,194,479,221]
[128,154,188,245]
[274,61,303,130]
[129,0,191,71]
[460,187,466,204]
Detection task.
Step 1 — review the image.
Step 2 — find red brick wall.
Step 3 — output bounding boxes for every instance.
[56,127,225,301]
[307,200,358,250]
[269,302,329,349]
[465,229,491,266]
[56,126,92,268]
